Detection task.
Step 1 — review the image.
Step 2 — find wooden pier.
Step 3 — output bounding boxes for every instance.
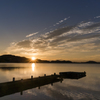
[0,71,86,97]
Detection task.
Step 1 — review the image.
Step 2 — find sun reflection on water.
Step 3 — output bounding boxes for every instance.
[32,63,35,71]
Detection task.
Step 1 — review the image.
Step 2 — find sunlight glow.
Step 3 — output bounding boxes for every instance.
[32,63,35,71]
[32,57,36,60]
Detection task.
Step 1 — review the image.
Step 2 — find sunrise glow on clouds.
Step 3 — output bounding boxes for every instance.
[6,19,100,61]
[0,0,100,61]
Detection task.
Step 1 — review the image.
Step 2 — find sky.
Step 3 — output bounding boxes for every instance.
[0,0,100,61]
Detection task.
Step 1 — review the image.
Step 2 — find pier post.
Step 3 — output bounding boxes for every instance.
[54,73,56,75]
[44,74,46,76]
[13,77,15,82]
[84,71,86,75]
[31,76,33,79]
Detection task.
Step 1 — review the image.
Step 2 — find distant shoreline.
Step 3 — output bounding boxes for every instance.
[0,62,100,64]
[0,54,100,64]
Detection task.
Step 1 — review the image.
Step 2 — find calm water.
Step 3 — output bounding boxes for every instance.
[0,63,100,100]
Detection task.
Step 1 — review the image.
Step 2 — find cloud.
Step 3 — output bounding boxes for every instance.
[94,16,100,19]
[82,22,100,30]
[77,21,94,28]
[26,32,38,37]
[44,26,74,39]
[6,20,100,60]
[53,16,70,26]
[16,40,33,48]
[41,21,100,47]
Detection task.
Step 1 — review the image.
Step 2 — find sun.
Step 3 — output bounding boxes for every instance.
[31,57,36,60]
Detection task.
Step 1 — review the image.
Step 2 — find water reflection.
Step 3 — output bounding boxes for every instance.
[32,63,35,71]
[0,63,100,100]
[0,67,25,71]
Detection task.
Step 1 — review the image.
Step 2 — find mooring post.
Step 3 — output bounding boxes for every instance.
[13,77,15,82]
[44,74,46,76]
[84,71,86,75]
[31,76,33,79]
[54,73,56,75]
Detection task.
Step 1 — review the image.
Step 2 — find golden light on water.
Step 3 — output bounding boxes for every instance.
[32,63,35,71]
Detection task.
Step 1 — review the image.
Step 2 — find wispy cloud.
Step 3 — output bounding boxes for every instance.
[26,32,38,37]
[6,20,100,60]
[94,16,100,19]
[53,16,70,26]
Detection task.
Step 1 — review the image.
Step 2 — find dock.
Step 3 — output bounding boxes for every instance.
[0,71,86,97]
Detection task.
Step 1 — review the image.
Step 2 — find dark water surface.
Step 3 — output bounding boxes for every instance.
[0,63,100,100]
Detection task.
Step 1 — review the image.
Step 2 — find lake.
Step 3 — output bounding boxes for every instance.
[0,63,100,100]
